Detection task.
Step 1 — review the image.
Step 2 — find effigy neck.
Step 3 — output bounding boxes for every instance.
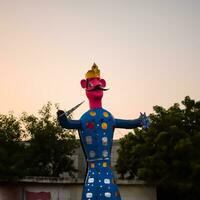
[89,100,102,109]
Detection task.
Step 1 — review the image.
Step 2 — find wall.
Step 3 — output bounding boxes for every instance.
[0,178,156,200]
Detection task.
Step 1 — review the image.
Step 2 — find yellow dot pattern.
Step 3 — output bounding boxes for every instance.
[103,162,107,167]
[90,111,96,117]
[101,122,108,129]
[103,112,109,118]
[91,163,95,168]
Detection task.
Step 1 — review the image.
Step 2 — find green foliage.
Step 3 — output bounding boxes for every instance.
[116,96,200,200]
[21,102,79,177]
[0,102,79,180]
[0,113,25,180]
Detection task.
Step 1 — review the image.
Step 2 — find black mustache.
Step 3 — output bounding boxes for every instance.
[87,85,109,92]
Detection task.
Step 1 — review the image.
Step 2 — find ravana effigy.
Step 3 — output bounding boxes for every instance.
[57,63,150,200]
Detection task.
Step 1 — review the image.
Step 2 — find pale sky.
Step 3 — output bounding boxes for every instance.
[0,0,200,138]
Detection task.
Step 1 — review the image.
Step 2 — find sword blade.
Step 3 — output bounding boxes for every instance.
[65,101,85,116]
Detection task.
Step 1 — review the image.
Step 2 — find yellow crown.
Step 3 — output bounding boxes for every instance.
[85,63,100,79]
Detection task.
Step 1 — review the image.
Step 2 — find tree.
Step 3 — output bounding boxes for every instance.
[21,102,79,177]
[0,113,25,180]
[116,96,200,200]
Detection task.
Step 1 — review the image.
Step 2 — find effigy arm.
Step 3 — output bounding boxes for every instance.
[57,110,81,129]
[115,112,150,129]
[115,118,142,129]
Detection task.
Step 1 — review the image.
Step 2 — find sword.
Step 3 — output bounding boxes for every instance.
[58,101,85,117]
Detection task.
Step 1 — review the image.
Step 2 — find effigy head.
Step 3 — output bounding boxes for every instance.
[80,63,107,101]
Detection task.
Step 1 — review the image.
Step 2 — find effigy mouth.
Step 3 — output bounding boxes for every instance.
[87,86,109,92]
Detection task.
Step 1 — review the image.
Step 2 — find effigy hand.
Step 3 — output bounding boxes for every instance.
[139,112,150,129]
[57,110,65,117]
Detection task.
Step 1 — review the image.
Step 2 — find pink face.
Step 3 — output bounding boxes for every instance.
[80,78,107,101]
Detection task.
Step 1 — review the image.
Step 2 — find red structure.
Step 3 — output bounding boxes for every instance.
[25,191,51,200]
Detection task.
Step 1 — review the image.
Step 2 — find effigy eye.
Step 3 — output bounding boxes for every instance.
[88,82,93,87]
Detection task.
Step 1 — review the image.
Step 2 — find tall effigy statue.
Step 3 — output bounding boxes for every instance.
[57,63,149,200]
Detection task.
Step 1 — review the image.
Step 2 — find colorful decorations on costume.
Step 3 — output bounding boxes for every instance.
[91,163,95,168]
[103,112,109,117]
[102,137,108,145]
[89,151,96,158]
[101,122,108,129]
[86,122,94,129]
[57,63,150,200]
[103,162,107,167]
[90,111,96,117]
[85,136,92,144]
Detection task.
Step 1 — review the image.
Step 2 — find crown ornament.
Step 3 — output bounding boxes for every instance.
[85,63,100,79]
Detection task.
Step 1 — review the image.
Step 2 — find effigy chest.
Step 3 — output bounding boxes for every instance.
[80,108,115,161]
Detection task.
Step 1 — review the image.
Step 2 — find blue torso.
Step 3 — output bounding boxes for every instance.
[79,108,115,161]
[79,108,121,200]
